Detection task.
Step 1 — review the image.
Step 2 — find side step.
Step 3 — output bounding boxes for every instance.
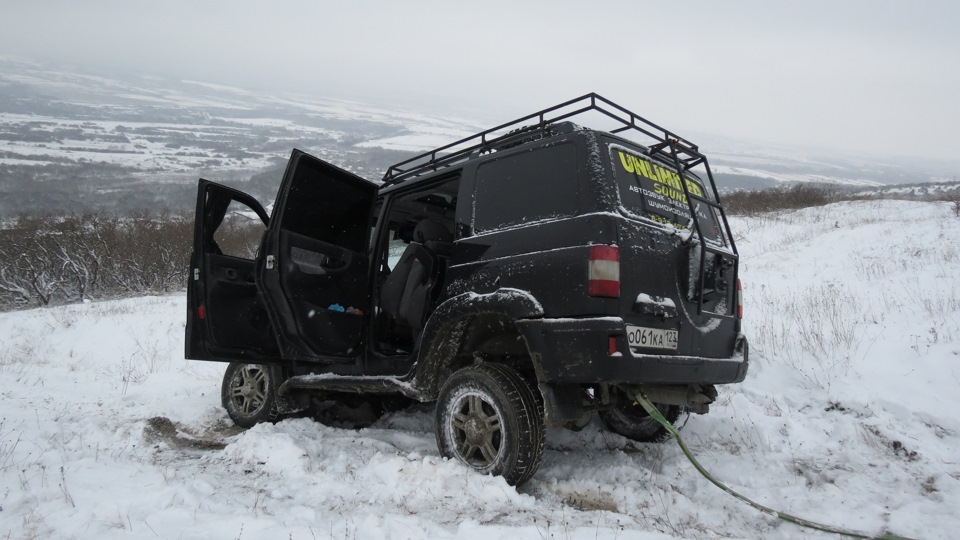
[278,374,424,400]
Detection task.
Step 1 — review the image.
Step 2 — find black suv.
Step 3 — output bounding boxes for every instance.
[186,94,747,485]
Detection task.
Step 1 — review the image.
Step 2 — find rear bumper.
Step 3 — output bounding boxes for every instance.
[516,316,748,385]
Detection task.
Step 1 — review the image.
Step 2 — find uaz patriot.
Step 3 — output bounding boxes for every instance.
[185,94,748,485]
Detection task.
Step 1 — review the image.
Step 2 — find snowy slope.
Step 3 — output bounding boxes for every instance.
[2,200,959,539]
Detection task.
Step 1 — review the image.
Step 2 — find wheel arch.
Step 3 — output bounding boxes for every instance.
[412,288,544,399]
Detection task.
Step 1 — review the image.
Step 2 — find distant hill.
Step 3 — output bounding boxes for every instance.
[1,57,954,215]
[0,57,478,215]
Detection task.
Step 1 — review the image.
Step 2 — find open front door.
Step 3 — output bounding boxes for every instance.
[186,180,279,363]
[257,149,377,362]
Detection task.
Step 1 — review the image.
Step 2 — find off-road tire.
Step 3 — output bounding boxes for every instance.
[221,363,281,428]
[600,398,681,443]
[435,363,545,486]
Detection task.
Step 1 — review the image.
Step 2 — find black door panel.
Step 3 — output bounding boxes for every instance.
[186,180,278,363]
[203,254,276,353]
[285,231,355,276]
[276,230,368,356]
[257,149,377,361]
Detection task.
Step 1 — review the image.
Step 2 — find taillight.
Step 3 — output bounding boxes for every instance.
[736,279,743,319]
[198,305,206,320]
[588,245,620,298]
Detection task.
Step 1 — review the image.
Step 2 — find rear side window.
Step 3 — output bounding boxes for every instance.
[609,143,721,242]
[474,143,578,233]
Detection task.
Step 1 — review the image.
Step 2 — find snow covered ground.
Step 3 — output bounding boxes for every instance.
[2,199,958,539]
[709,164,885,187]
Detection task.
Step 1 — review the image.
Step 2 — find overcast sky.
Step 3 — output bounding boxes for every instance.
[1,0,958,161]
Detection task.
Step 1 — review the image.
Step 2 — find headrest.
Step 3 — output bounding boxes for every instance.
[414,220,452,244]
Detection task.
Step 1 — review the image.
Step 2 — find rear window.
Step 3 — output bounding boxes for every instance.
[608,142,721,242]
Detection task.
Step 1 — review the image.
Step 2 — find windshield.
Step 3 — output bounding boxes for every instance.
[608,142,722,243]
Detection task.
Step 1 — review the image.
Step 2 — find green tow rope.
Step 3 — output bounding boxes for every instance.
[633,393,916,540]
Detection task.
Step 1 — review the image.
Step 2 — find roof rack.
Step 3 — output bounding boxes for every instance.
[381,93,707,187]
[381,93,738,317]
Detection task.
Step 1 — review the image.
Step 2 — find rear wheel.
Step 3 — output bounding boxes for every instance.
[221,363,281,428]
[435,363,544,486]
[600,395,681,443]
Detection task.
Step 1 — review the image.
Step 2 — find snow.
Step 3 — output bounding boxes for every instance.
[354,125,476,152]
[2,199,959,539]
[0,158,55,166]
[635,294,677,310]
[354,133,465,152]
[711,164,886,187]
[0,113,278,172]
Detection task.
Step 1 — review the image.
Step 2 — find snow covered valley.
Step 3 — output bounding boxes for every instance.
[1,199,958,539]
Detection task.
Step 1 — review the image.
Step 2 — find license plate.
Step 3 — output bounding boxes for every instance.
[626,325,678,351]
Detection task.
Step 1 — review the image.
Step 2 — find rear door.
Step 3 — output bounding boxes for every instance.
[606,141,738,358]
[186,180,279,363]
[257,149,378,362]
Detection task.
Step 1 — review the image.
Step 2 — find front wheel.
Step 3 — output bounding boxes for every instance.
[435,363,544,486]
[221,363,281,428]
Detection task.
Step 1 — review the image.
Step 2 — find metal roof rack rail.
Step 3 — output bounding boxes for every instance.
[381,93,706,187]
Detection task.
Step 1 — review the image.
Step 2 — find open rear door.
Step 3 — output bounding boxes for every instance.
[186,180,279,363]
[256,149,377,362]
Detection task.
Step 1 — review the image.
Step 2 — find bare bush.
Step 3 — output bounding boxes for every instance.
[725,181,960,218]
[0,211,193,309]
[723,184,841,216]
[919,186,960,218]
